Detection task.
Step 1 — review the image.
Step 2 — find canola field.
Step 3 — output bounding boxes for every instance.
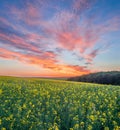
[0,76,120,130]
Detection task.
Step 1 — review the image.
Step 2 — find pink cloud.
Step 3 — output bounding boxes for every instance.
[0,17,18,31]
[0,0,120,77]
[42,7,120,64]
[9,2,42,26]
[0,17,11,26]
[26,33,43,41]
[72,0,95,14]
[26,3,39,18]
[42,11,98,54]
[83,49,100,63]
[0,33,42,54]
[0,48,90,76]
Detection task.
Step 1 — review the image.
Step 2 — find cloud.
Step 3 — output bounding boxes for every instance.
[83,48,100,64]
[41,10,98,57]
[0,0,120,76]
[8,1,42,26]
[0,48,90,76]
[72,0,96,14]
[42,6,120,64]
[0,33,42,54]
[0,17,17,31]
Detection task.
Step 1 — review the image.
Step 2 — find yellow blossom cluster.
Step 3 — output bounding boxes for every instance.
[0,77,120,129]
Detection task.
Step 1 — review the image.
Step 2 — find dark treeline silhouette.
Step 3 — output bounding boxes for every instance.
[68,71,120,85]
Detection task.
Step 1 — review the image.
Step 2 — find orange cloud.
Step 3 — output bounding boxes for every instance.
[0,48,90,76]
[0,0,120,77]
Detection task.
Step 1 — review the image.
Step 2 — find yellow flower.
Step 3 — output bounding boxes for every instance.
[82,103,85,106]
[0,89,2,94]
[97,111,100,115]
[89,115,95,121]
[73,115,79,121]
[23,104,26,109]
[80,122,84,126]
[108,111,111,115]
[0,119,2,125]
[118,112,120,118]
[55,126,59,130]
[104,127,109,130]
[1,128,6,130]
[74,124,79,129]
[87,125,92,130]
[101,118,106,123]
[53,110,57,115]
[114,126,120,130]
[54,124,59,130]
[113,121,117,126]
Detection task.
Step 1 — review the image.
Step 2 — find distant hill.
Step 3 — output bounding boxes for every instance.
[68,71,120,85]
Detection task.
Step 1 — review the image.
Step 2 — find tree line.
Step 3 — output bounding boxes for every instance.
[68,71,120,85]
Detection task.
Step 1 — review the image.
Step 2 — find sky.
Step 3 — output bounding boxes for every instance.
[0,0,120,77]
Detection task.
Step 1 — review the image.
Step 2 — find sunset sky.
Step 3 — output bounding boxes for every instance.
[0,0,120,77]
